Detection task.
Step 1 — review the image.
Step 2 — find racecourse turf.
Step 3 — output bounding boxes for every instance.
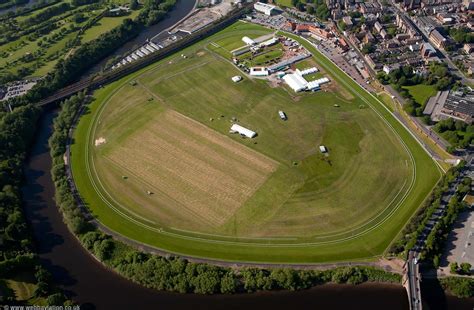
[70,21,442,263]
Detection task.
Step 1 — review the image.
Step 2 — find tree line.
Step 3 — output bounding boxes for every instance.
[388,162,467,262]
[21,2,71,27]
[433,118,474,152]
[439,277,474,298]
[0,103,71,305]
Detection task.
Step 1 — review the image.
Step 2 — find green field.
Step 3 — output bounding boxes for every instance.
[71,21,441,263]
[403,84,437,106]
[0,2,140,79]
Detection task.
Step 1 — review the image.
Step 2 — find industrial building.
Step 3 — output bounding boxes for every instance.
[423,90,474,124]
[230,124,257,138]
[254,2,277,16]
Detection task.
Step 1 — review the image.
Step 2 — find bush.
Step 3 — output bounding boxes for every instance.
[440,277,474,298]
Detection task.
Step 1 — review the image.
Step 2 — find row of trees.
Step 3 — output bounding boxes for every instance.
[449,262,472,276]
[21,2,71,27]
[447,27,474,45]
[388,163,467,259]
[48,94,402,295]
[0,103,69,304]
[0,104,40,260]
[439,277,474,298]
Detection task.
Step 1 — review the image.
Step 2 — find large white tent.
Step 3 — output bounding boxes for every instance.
[230,124,257,138]
[282,73,308,92]
[283,72,330,92]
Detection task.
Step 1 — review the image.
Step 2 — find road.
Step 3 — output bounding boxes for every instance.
[406,251,423,310]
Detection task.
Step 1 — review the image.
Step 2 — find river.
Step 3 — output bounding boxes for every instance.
[19,1,474,308]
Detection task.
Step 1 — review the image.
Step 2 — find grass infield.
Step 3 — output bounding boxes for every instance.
[70,21,442,263]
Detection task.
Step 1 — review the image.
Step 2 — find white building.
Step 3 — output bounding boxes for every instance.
[250,67,269,76]
[319,145,327,153]
[242,36,255,46]
[231,124,257,138]
[254,2,277,15]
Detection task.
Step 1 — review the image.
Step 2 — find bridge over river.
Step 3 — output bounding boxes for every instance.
[403,251,423,310]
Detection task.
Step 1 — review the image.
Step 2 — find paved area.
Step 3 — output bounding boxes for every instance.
[442,207,474,271]
[313,39,374,93]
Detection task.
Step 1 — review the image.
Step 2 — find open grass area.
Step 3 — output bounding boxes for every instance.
[275,0,297,7]
[0,3,140,79]
[70,21,441,263]
[2,272,37,301]
[238,44,284,67]
[207,22,273,58]
[403,84,437,106]
[81,11,140,43]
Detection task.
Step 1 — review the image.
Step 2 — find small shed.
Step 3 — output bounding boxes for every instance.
[319,145,327,153]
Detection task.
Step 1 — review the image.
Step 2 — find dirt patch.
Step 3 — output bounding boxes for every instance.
[196,51,206,57]
[95,137,106,146]
[105,110,278,227]
[326,82,354,101]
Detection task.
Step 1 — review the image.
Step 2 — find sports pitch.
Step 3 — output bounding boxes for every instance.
[71,22,442,263]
